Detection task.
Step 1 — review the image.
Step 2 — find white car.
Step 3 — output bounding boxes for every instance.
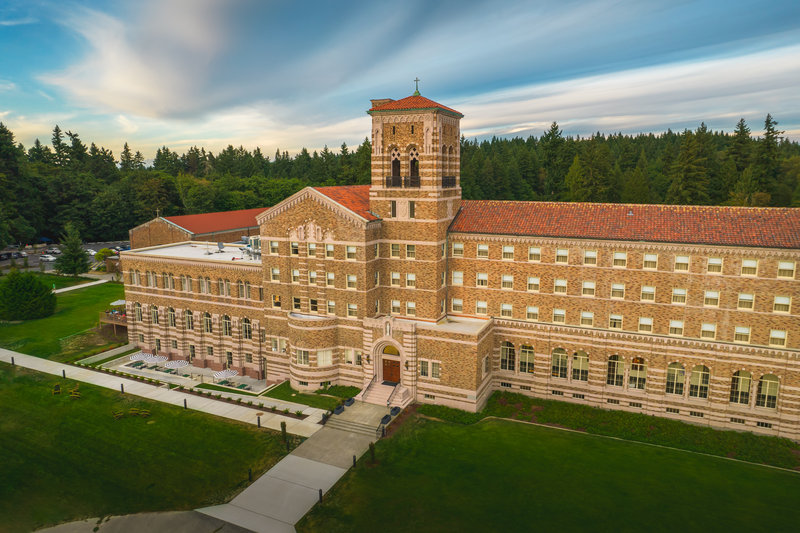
[85,249,97,256]
[40,254,57,262]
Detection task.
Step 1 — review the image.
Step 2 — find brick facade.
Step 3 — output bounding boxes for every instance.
[120,93,800,440]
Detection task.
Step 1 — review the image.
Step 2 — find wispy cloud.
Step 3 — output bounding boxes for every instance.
[0,80,16,91]
[0,17,36,26]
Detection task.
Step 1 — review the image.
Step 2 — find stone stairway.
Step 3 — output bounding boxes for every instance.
[325,416,379,437]
[360,382,395,406]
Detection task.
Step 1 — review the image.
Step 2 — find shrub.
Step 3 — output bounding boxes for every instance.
[247,401,253,406]
[95,248,116,262]
[295,410,303,416]
[236,398,242,404]
[270,405,277,412]
[283,408,289,415]
[0,269,56,320]
[215,394,222,399]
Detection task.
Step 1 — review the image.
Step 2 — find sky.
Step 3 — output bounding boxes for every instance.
[1,0,799,159]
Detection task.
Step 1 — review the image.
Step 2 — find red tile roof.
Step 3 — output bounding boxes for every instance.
[450,200,800,249]
[164,207,267,235]
[368,95,463,117]
[313,185,378,221]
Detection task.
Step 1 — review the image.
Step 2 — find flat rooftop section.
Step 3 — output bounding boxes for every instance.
[122,241,261,264]
[408,315,490,335]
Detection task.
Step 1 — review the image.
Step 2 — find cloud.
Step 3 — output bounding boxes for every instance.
[0,80,16,91]
[0,17,36,26]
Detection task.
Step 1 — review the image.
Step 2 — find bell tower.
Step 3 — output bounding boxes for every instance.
[368,86,463,321]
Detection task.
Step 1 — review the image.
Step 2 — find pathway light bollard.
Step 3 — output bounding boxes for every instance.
[248,468,252,482]
[11,357,14,366]
[120,383,124,394]
[353,455,356,468]
[319,489,323,503]
[184,398,187,409]
[62,369,65,378]
[257,416,261,428]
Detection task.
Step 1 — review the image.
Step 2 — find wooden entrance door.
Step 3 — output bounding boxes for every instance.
[383,359,400,383]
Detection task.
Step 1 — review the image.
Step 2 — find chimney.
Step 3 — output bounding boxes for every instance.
[370,98,393,108]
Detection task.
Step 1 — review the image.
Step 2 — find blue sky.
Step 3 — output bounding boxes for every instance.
[1,0,799,158]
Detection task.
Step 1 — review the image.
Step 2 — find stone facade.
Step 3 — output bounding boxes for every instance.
[120,93,800,440]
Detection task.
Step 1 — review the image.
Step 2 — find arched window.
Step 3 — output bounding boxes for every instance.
[383,344,400,356]
[520,344,534,373]
[606,355,623,386]
[185,309,194,330]
[222,315,232,336]
[629,357,646,389]
[244,281,251,299]
[572,351,589,381]
[242,318,252,340]
[237,280,245,298]
[167,307,176,327]
[151,306,159,325]
[134,302,142,322]
[391,147,401,177]
[442,145,447,174]
[448,145,455,175]
[689,365,709,398]
[665,363,685,395]
[203,312,212,333]
[729,370,751,404]
[409,147,419,178]
[755,374,779,408]
[500,341,515,371]
[551,348,568,378]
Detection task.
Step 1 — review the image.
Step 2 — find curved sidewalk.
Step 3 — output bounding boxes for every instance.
[0,348,323,437]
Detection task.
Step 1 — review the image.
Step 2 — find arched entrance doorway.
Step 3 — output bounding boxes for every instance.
[381,344,401,384]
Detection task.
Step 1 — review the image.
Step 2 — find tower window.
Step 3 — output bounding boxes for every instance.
[409,201,415,219]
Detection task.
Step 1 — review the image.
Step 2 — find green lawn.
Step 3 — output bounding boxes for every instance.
[0,363,293,532]
[298,415,800,533]
[263,381,340,410]
[314,385,361,399]
[31,272,95,290]
[0,282,125,362]
[196,382,260,397]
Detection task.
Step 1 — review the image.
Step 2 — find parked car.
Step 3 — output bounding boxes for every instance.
[45,248,61,255]
[85,249,97,256]
[0,252,11,261]
[40,254,57,262]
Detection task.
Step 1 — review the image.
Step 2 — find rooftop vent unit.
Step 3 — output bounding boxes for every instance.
[216,242,225,253]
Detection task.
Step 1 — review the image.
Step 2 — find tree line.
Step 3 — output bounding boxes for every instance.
[1,114,798,248]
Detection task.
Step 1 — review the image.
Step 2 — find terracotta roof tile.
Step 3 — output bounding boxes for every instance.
[164,207,266,235]
[313,185,378,221]
[450,200,800,249]
[368,95,462,117]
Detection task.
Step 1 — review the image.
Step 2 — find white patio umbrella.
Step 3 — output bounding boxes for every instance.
[129,352,146,361]
[213,369,238,379]
[109,300,126,306]
[144,355,168,364]
[165,360,189,369]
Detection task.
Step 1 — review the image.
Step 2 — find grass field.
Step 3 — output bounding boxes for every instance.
[0,363,292,532]
[196,382,260,396]
[0,282,125,362]
[314,385,361,399]
[298,414,800,533]
[30,272,95,290]
[263,381,340,410]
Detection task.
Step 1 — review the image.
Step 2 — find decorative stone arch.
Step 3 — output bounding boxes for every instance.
[408,146,420,178]
[372,338,405,383]
[389,146,401,177]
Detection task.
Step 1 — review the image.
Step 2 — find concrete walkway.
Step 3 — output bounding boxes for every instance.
[53,279,108,293]
[0,348,324,437]
[198,402,385,532]
[76,343,136,364]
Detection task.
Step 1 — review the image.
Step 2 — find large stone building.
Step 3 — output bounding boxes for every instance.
[129,207,265,249]
[121,92,800,439]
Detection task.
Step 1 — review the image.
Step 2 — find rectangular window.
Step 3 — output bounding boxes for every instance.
[582,281,595,296]
[613,252,627,267]
[375,243,380,258]
[391,272,401,286]
[476,300,487,314]
[674,255,689,271]
[326,272,335,286]
[452,242,464,257]
[431,362,440,379]
[669,320,684,336]
[293,297,301,310]
[527,277,540,292]
[704,291,719,307]
[307,243,316,257]
[555,248,568,263]
[638,317,653,332]
[310,299,318,312]
[347,303,357,317]
[406,245,415,259]
[528,247,541,261]
[440,243,445,258]
[452,271,463,285]
[526,306,539,321]
[580,311,594,326]
[501,303,513,317]
[700,323,716,339]
[737,293,754,310]
[641,286,655,301]
[347,275,357,289]
[672,288,686,304]
[476,272,488,287]
[707,257,722,273]
[502,246,514,260]
[501,274,513,289]
[769,329,786,347]
[451,298,463,312]
[553,308,566,323]
[391,300,401,314]
[346,246,356,260]
[390,200,397,218]
[327,300,336,315]
[297,349,309,365]
[317,349,332,367]
[291,242,299,255]
[244,353,253,364]
[583,250,597,265]
[774,296,791,313]
[609,314,623,329]
[611,283,625,299]
[326,244,334,258]
[419,360,429,377]
[269,241,279,254]
[389,243,400,258]
[643,253,658,269]
[406,273,416,287]
[291,269,300,283]
[477,244,489,258]
[272,294,281,308]
[309,271,317,285]
[778,261,795,278]
[206,346,213,356]
[741,259,758,276]
[734,326,751,343]
[406,301,416,316]
[554,279,567,293]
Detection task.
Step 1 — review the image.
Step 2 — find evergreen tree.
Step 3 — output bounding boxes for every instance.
[51,125,68,167]
[54,222,90,275]
[729,118,751,172]
[666,132,709,205]
[0,270,56,320]
[540,122,566,199]
[620,151,651,203]
[564,137,612,202]
[119,142,134,171]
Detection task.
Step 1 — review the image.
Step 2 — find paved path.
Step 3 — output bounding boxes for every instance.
[198,403,383,532]
[76,343,136,364]
[53,279,108,293]
[0,348,324,437]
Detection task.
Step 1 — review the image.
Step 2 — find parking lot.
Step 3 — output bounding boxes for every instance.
[0,241,130,272]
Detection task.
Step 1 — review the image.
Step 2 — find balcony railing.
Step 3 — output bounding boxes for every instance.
[442,175,457,188]
[384,176,420,188]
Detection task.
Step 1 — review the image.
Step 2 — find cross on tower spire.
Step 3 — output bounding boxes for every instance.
[413,77,421,96]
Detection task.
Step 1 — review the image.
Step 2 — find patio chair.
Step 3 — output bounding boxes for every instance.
[112,410,124,420]
[139,409,151,418]
[129,407,141,415]
[52,384,61,395]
